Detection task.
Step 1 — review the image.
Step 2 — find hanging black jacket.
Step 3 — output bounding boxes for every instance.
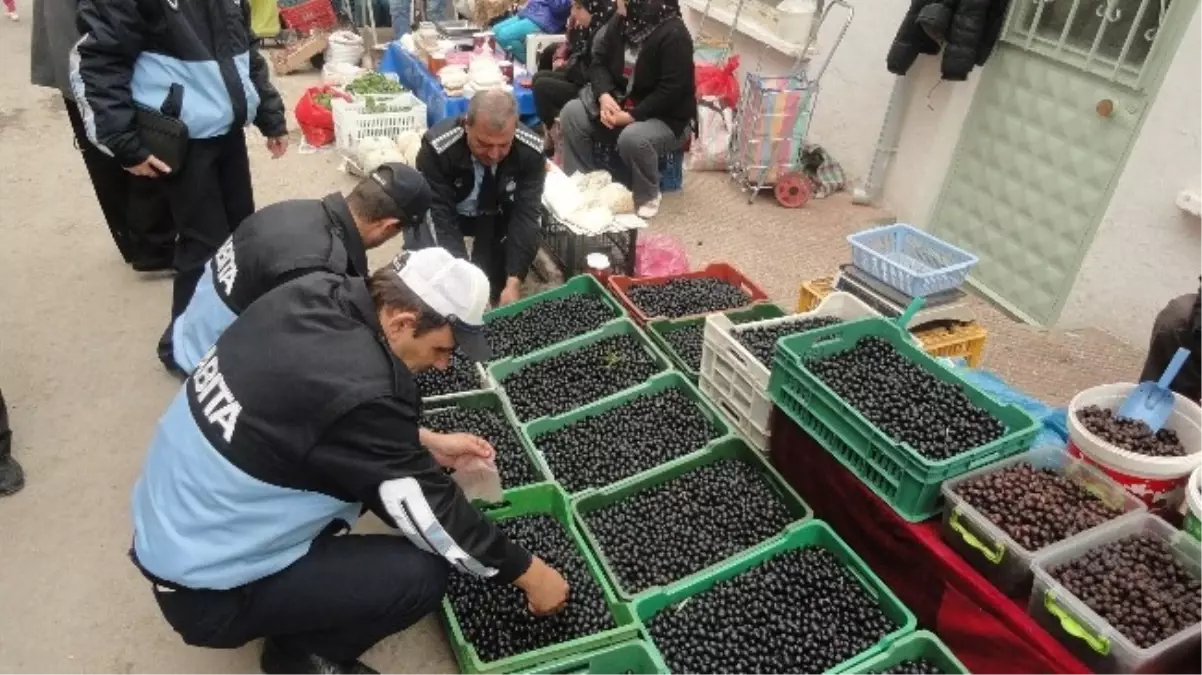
[886,0,1009,81]
[587,15,696,138]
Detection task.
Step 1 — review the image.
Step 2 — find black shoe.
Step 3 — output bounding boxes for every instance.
[260,639,378,675]
[130,251,175,273]
[0,455,25,496]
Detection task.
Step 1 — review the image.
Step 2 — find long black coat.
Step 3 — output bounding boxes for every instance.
[886,0,1009,81]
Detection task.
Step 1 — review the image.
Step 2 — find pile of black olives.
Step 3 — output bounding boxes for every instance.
[502,334,663,421]
[537,388,720,493]
[1076,405,1187,457]
[415,350,483,399]
[627,277,750,319]
[1050,534,1201,649]
[735,316,843,367]
[875,659,945,674]
[646,547,898,673]
[421,407,541,490]
[445,515,616,662]
[953,462,1123,551]
[584,459,795,594]
[808,337,1006,460]
[660,323,706,372]
[487,294,615,360]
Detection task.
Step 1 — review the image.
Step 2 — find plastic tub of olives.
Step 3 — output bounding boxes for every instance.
[1028,513,1201,674]
[940,446,1147,598]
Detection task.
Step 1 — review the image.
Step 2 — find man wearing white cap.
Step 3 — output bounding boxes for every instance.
[128,248,569,675]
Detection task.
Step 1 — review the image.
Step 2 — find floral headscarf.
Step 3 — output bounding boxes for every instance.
[621,0,680,46]
[566,0,615,54]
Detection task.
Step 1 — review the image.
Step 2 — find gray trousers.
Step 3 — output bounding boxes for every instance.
[559,98,678,204]
[1140,292,1201,402]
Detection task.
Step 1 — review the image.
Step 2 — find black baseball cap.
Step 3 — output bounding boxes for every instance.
[370,163,432,228]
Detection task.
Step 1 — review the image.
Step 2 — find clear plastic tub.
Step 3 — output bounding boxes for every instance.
[1029,514,1202,673]
[941,447,1147,598]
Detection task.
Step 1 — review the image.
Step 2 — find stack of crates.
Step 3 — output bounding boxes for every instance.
[433,268,937,674]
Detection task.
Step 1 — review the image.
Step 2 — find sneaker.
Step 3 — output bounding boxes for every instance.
[636,193,662,218]
[260,639,378,675]
[0,455,25,496]
[7,11,18,20]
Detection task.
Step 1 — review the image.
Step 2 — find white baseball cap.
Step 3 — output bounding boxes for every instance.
[390,248,492,361]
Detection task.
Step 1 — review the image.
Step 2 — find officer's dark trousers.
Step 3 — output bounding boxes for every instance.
[1140,292,1201,401]
[155,129,255,368]
[152,533,449,662]
[64,96,175,265]
[405,215,511,303]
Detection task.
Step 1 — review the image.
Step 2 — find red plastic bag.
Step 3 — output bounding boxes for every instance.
[694,55,740,109]
[294,85,349,147]
[635,233,689,277]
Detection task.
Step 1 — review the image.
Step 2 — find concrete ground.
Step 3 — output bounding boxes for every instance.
[0,7,1145,673]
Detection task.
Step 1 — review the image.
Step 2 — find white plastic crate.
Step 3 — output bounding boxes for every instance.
[699,372,770,453]
[699,292,881,433]
[1029,514,1201,673]
[332,92,427,153]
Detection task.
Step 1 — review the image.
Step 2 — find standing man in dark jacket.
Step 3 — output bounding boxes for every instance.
[1140,284,1202,403]
[131,249,569,674]
[410,89,545,306]
[558,0,695,217]
[168,164,432,374]
[30,0,175,270]
[71,0,290,370]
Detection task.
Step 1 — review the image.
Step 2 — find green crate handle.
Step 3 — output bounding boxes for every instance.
[1044,590,1111,656]
[949,508,1005,564]
[895,297,925,328]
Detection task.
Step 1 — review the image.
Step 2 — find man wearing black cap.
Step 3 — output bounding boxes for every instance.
[164,163,434,375]
[130,249,569,674]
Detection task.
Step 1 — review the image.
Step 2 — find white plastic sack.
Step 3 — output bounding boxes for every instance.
[357,136,404,174]
[326,30,366,68]
[688,96,733,171]
[598,183,635,215]
[395,131,423,166]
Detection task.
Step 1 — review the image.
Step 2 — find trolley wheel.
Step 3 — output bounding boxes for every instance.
[774,172,813,208]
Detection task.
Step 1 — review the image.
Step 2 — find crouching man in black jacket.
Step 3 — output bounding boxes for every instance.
[1140,283,1201,403]
[129,248,569,675]
[410,89,546,306]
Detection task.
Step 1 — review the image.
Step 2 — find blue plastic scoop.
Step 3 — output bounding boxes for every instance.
[1117,347,1191,432]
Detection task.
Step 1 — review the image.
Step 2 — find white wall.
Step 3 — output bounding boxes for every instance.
[1060,8,1202,346]
[681,0,910,181]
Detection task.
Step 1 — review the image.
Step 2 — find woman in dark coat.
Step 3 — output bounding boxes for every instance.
[556,0,695,217]
[530,0,614,129]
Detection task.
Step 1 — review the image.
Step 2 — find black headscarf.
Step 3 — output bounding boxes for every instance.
[567,0,615,54]
[621,0,680,46]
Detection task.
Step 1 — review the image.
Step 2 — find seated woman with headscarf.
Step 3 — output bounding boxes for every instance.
[530,0,614,138]
[556,0,695,218]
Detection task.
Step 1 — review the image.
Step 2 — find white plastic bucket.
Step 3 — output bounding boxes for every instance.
[1186,467,1202,540]
[1067,383,1202,510]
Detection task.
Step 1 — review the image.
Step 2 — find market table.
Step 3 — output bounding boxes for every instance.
[768,407,1092,674]
[377,42,539,127]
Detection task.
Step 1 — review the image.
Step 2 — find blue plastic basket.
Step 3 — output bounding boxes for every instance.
[590,141,683,193]
[847,223,979,298]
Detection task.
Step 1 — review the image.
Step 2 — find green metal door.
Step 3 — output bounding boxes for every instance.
[927,0,1198,324]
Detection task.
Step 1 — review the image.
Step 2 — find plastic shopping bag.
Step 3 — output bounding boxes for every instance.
[688,96,733,171]
[449,455,504,504]
[694,54,740,109]
[635,233,689,277]
[294,85,350,148]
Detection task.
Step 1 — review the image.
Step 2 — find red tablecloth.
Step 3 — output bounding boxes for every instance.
[768,408,1092,674]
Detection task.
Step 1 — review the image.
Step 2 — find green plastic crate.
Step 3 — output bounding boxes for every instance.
[489,319,674,423]
[422,391,549,506]
[485,275,628,360]
[646,302,787,381]
[440,483,641,674]
[844,630,969,674]
[524,371,734,495]
[573,436,813,601]
[614,520,917,674]
[526,639,669,674]
[768,317,1039,522]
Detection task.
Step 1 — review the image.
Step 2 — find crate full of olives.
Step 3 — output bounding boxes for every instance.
[940,447,1147,598]
[613,520,916,674]
[440,483,640,674]
[768,317,1040,522]
[1029,513,1201,673]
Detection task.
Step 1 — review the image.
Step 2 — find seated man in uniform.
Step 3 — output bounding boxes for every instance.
[166,164,432,374]
[410,89,546,306]
[130,248,569,675]
[1140,281,1201,402]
